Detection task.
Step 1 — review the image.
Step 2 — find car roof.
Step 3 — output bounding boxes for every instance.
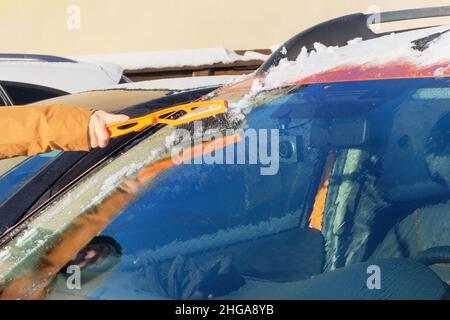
[260,6,450,73]
[0,54,124,93]
[273,25,450,87]
[212,24,450,101]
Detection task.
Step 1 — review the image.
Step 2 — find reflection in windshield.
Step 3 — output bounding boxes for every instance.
[0,136,240,299]
[0,151,61,204]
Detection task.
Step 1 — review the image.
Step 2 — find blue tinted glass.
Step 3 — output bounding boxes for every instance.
[0,151,61,204]
[48,78,450,300]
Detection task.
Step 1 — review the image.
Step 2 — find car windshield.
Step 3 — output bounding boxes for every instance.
[2,76,450,299]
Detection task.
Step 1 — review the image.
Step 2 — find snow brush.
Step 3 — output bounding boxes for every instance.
[107,100,228,138]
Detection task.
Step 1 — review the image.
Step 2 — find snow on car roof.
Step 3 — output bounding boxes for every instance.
[0,59,124,93]
[71,47,269,71]
[264,25,450,89]
[211,25,450,114]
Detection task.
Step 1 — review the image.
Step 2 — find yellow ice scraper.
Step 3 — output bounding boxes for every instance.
[107,100,228,138]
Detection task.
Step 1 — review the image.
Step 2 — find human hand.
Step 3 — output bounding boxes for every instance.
[88,111,129,148]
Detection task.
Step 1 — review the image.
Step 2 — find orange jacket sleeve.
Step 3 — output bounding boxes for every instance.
[0,105,94,159]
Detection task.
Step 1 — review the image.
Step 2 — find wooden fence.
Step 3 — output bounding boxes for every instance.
[123,49,270,81]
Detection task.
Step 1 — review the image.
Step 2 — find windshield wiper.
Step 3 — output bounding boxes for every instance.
[411,29,450,52]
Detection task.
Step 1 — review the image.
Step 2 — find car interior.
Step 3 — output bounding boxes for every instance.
[66,79,450,300]
[126,78,450,300]
[43,78,450,300]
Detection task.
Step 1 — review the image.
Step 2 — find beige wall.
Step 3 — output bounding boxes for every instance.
[0,0,449,55]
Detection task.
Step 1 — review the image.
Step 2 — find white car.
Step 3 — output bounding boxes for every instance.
[0,54,129,105]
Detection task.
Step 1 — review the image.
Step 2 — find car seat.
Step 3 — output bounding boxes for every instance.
[320,93,450,271]
[370,117,450,280]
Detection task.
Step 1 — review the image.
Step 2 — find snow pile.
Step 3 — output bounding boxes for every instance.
[241,51,269,61]
[116,75,242,91]
[263,25,450,89]
[71,47,269,71]
[223,25,450,114]
[227,77,266,114]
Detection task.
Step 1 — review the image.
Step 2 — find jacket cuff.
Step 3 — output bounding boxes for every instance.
[70,107,95,151]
